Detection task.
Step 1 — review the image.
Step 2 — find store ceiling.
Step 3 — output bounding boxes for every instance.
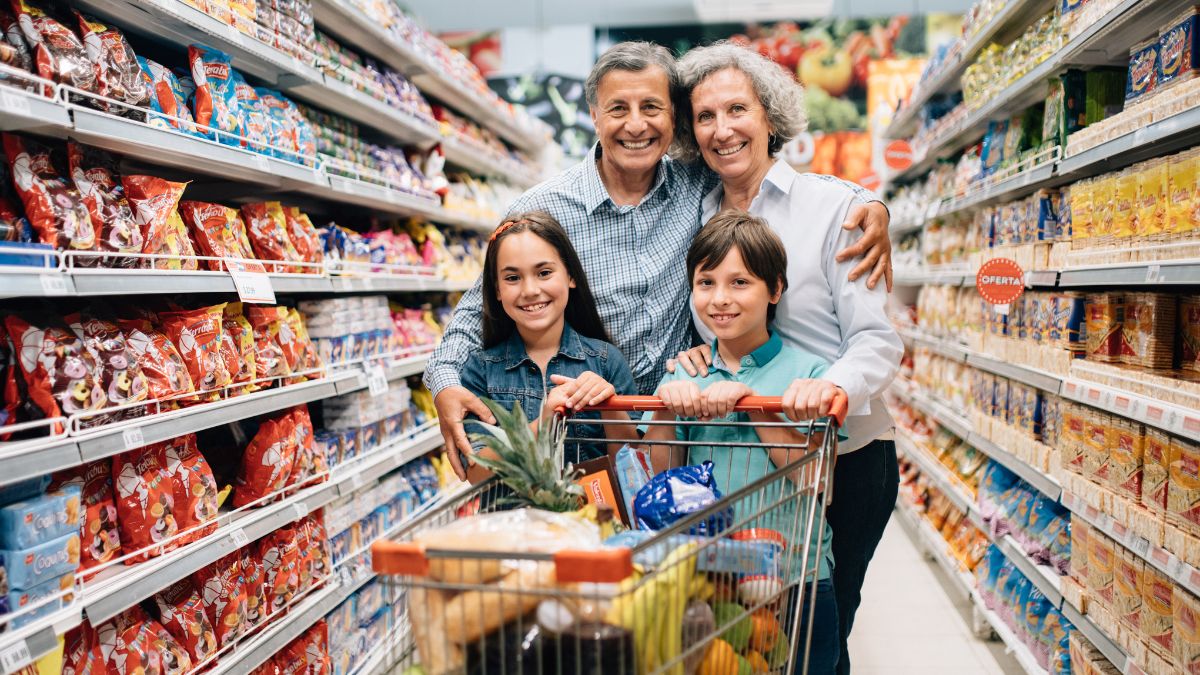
[407,0,974,30]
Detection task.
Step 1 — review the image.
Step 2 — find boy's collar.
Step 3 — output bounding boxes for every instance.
[503,322,588,370]
[710,331,783,372]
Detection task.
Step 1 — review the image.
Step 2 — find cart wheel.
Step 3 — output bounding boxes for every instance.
[970,604,996,641]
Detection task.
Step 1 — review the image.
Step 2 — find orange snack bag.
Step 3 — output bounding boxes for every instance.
[164,434,219,545]
[154,579,217,665]
[159,305,232,398]
[50,460,122,572]
[122,175,197,270]
[113,443,180,562]
[118,319,196,403]
[259,525,302,615]
[193,552,247,647]
[240,202,300,273]
[233,411,297,508]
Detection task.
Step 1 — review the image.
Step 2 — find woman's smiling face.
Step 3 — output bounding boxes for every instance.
[690,67,773,183]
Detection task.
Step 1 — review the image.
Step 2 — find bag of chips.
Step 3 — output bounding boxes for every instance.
[49,459,122,573]
[233,411,296,507]
[247,306,303,376]
[4,313,107,427]
[121,175,197,270]
[281,620,331,674]
[137,56,201,136]
[69,314,149,417]
[233,71,271,155]
[187,44,242,147]
[255,88,296,160]
[241,545,267,630]
[62,621,107,675]
[286,405,322,488]
[0,193,32,243]
[280,97,316,165]
[240,202,300,272]
[164,434,218,545]
[3,133,95,253]
[106,613,190,674]
[11,0,99,98]
[74,13,149,117]
[159,305,233,398]
[154,578,218,664]
[113,443,180,562]
[222,303,257,393]
[303,515,332,582]
[179,201,255,271]
[67,143,143,267]
[118,318,196,403]
[286,308,322,377]
[193,552,247,647]
[258,525,301,614]
[0,5,32,78]
[282,206,322,266]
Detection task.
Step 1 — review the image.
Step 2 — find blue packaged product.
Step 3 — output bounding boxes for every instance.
[4,573,71,628]
[282,98,317,166]
[187,44,244,147]
[605,530,782,577]
[137,56,201,137]
[1127,39,1159,102]
[613,445,652,525]
[0,476,49,506]
[0,531,81,590]
[255,88,293,160]
[330,528,351,565]
[232,72,270,155]
[355,580,384,625]
[315,430,340,469]
[1159,9,1199,88]
[633,461,731,535]
[981,120,1008,176]
[0,484,81,550]
[360,421,379,453]
[341,428,359,462]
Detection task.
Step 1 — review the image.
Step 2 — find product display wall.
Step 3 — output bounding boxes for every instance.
[884,0,1200,674]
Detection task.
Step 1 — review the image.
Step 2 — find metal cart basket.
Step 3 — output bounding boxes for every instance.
[372,393,847,675]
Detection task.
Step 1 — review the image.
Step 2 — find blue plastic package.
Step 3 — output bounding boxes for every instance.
[614,445,652,526]
[187,44,244,147]
[232,72,271,155]
[5,573,71,628]
[0,484,81,549]
[633,461,732,535]
[137,56,201,137]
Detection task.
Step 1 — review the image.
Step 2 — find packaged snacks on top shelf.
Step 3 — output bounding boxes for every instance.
[961,11,1063,109]
[301,104,437,200]
[311,29,435,127]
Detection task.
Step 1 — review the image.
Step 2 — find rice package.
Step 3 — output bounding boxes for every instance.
[118,318,196,402]
[11,0,99,97]
[158,305,233,397]
[154,579,217,664]
[137,56,201,136]
[112,444,180,562]
[233,410,296,507]
[3,133,95,253]
[193,552,247,647]
[187,44,243,147]
[74,13,149,116]
[122,175,197,271]
[67,143,143,267]
[50,460,121,572]
[240,202,300,272]
[163,434,218,545]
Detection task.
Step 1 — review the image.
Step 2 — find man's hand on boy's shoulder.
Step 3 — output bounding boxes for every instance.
[667,344,713,378]
[837,202,893,292]
[781,378,844,422]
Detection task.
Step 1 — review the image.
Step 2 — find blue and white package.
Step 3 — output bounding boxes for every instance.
[633,461,731,535]
[187,44,244,147]
[613,445,652,526]
[4,573,72,628]
[0,531,81,590]
[0,484,81,550]
[605,530,781,577]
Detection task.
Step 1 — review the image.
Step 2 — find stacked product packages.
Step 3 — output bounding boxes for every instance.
[315,382,432,472]
[0,479,81,629]
[299,296,445,366]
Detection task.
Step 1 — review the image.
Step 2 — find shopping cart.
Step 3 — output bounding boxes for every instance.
[372,392,847,675]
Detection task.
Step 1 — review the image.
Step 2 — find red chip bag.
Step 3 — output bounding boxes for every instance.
[193,552,247,647]
[179,200,255,271]
[69,314,149,418]
[247,306,303,374]
[154,578,218,664]
[240,201,301,273]
[164,434,218,545]
[286,308,322,378]
[159,305,233,398]
[258,525,301,615]
[252,660,284,675]
[11,0,99,97]
[4,314,107,429]
[286,405,322,488]
[74,13,149,115]
[112,443,179,562]
[3,133,95,253]
[303,515,332,583]
[281,620,330,674]
[233,411,296,507]
[51,460,122,572]
[122,175,198,270]
[245,306,293,383]
[222,303,256,393]
[67,142,143,267]
[109,615,191,674]
[240,545,267,630]
[62,622,107,675]
[118,318,195,403]
[282,206,322,265]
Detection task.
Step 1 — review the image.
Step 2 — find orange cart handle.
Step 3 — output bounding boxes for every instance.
[567,392,849,427]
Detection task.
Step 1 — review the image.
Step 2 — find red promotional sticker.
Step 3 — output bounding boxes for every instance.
[884,140,913,171]
[976,258,1025,305]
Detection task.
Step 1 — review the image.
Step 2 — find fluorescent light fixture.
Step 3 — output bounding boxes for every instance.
[693,0,835,22]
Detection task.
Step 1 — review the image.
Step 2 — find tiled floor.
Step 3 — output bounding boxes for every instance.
[847,512,1022,674]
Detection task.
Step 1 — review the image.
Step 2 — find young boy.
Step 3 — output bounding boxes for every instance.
[640,210,842,675]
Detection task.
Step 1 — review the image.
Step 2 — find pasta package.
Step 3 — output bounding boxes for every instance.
[67,142,143,267]
[1144,428,1171,513]
[1084,293,1123,363]
[163,434,218,545]
[187,45,243,146]
[1169,437,1200,535]
[1113,549,1144,630]
[159,305,233,397]
[1108,418,1144,502]
[3,133,95,253]
[112,444,179,562]
[154,579,217,664]
[122,175,198,270]
[1120,292,1176,369]
[1144,564,1174,654]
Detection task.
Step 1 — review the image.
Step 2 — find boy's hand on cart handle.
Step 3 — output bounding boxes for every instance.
[657,380,705,418]
[550,372,616,410]
[701,381,754,419]
[836,201,893,292]
[666,344,712,377]
[781,379,844,422]
[434,386,495,480]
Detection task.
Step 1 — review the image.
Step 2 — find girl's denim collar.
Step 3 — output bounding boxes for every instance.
[501,322,590,371]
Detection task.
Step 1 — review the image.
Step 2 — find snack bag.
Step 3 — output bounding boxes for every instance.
[633,461,730,535]
[232,72,271,155]
[163,434,218,545]
[248,305,303,375]
[11,0,99,97]
[118,319,196,402]
[240,546,266,629]
[286,307,321,377]
[50,460,122,572]
[254,87,294,159]
[154,579,217,664]
[137,56,201,136]
[221,303,256,393]
[285,405,319,487]
[74,13,149,116]
[179,201,255,270]
[3,133,95,253]
[67,143,143,267]
[70,314,149,416]
[187,44,242,146]
[281,98,316,164]
[62,622,107,675]
[240,202,300,272]
[0,5,32,77]
[246,307,291,383]
[301,515,331,583]
[258,525,301,614]
[193,552,247,647]
[282,206,322,265]
[232,411,296,507]
[282,620,330,674]
[159,305,233,397]
[112,443,180,562]
[122,175,198,270]
[4,314,107,426]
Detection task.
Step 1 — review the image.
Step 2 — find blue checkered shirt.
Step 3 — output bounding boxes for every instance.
[425,145,879,396]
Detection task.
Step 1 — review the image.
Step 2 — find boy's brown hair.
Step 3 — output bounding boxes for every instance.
[687,209,789,321]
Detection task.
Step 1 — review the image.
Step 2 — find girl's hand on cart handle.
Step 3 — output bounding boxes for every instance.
[666,344,712,378]
[434,386,495,481]
[657,380,704,418]
[781,379,845,424]
[701,381,754,419]
[552,371,616,409]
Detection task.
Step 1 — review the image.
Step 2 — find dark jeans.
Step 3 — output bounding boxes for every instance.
[785,577,839,675]
[826,439,899,675]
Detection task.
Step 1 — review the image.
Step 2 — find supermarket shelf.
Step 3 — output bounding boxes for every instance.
[894,496,978,603]
[1057,103,1200,179]
[1058,261,1200,287]
[310,0,548,154]
[355,622,413,675]
[1061,378,1200,443]
[333,352,432,396]
[997,535,1062,607]
[966,352,1063,394]
[1061,601,1129,672]
[973,587,1049,675]
[295,75,442,149]
[441,135,541,190]
[885,0,1048,138]
[889,217,925,238]
[0,603,82,674]
[0,86,71,134]
[895,434,985,531]
[900,328,971,362]
[893,268,972,287]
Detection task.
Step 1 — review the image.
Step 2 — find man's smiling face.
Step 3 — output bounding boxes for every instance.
[590,66,674,180]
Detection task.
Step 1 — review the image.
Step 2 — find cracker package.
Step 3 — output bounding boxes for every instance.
[232,410,296,508]
[1113,549,1144,630]
[1070,519,1089,583]
[1138,158,1168,241]
[0,530,80,589]
[1144,428,1172,513]
[1175,587,1200,673]
[163,434,218,545]
[112,443,180,562]
[1182,296,1200,373]
[159,305,233,398]
[1085,293,1123,363]
[0,485,78,549]
[154,578,217,665]
[232,72,270,154]
[193,552,247,647]
[62,622,106,675]
[1108,418,1145,502]
[1060,403,1087,474]
[1143,563,1174,654]
[245,306,291,383]
[67,143,143,267]
[122,175,198,270]
[1083,410,1112,485]
[1169,436,1200,535]
[1120,292,1176,369]
[285,405,321,488]
[3,133,95,253]
[1087,530,1115,606]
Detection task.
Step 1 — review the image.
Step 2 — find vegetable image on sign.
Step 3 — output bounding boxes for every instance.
[976,258,1025,305]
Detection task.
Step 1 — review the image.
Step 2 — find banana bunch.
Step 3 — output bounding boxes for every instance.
[606,543,699,674]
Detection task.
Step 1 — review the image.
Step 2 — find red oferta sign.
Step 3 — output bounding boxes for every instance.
[976,258,1025,305]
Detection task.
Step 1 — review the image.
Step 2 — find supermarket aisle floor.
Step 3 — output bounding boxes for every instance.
[847,513,1021,674]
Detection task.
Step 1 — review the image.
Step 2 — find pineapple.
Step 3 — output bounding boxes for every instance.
[467,398,584,512]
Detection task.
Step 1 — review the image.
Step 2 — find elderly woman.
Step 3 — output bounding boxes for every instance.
[672,42,905,675]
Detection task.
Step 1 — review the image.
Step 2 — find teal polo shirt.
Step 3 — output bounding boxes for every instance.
[643,332,838,580]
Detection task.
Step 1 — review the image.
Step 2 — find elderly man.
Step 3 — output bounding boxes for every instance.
[425,41,892,474]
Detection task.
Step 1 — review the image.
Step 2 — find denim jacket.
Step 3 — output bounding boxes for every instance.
[460,323,637,463]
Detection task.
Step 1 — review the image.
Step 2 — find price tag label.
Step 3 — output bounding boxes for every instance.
[1145,264,1161,283]
[1111,521,1128,539]
[1131,536,1151,558]
[230,528,249,547]
[1184,415,1200,435]
[0,89,31,117]
[122,426,145,451]
[365,363,388,397]
[252,153,270,172]
[1115,396,1130,412]
[39,273,67,295]
[311,166,324,183]
[0,640,32,672]
[384,190,399,204]
[993,303,1010,316]
[293,502,309,520]
[227,260,276,304]
[1150,547,1172,567]
[341,179,357,196]
[1146,405,1164,423]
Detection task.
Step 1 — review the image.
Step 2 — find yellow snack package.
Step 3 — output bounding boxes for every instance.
[1071,178,1094,241]
[1138,158,1168,240]
[1168,149,1198,238]
[1113,168,1139,239]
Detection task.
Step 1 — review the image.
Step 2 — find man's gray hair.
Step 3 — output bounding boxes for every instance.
[673,41,808,163]
[585,41,679,108]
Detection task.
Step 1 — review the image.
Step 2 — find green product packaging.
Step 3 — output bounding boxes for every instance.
[1043,79,1065,148]
[1084,68,1126,125]
[1061,69,1088,134]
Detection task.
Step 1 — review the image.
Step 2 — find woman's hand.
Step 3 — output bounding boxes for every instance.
[657,380,704,418]
[836,201,893,292]
[781,378,843,421]
[547,372,616,412]
[666,344,713,377]
[701,381,754,419]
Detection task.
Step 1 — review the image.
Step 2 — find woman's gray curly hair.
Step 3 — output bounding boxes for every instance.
[673,41,808,163]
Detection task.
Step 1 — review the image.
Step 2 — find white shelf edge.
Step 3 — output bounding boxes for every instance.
[1060,378,1200,444]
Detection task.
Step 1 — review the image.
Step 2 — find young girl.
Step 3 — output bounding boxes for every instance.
[458,211,637,480]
